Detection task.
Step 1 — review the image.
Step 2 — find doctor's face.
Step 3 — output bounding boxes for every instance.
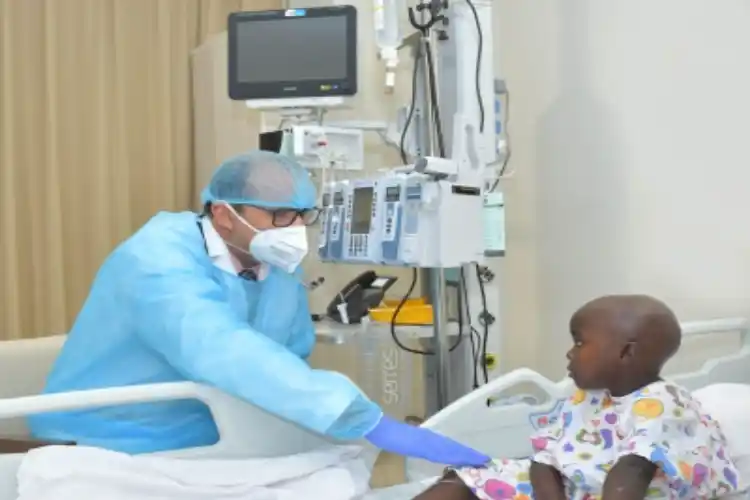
[210,203,304,266]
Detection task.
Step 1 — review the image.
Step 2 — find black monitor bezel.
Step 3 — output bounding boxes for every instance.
[228,6,357,101]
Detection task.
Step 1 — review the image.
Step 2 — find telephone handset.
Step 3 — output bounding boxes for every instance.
[326,270,398,324]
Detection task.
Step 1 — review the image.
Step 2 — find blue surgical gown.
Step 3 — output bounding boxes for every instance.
[28,212,382,454]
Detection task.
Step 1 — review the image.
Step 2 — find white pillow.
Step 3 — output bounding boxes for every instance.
[693,383,750,495]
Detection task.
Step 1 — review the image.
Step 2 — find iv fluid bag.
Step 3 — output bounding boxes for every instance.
[374,0,400,50]
[484,192,506,255]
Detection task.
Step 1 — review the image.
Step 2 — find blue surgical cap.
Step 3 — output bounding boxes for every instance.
[201,150,317,210]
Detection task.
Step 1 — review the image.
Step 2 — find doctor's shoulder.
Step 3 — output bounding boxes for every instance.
[106,211,209,275]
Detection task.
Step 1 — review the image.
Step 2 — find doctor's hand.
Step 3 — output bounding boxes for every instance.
[364,415,490,467]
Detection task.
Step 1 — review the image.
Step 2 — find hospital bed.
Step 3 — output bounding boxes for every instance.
[0,335,65,437]
[0,317,748,499]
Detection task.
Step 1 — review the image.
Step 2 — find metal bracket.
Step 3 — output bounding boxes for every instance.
[478,311,496,327]
[408,0,448,34]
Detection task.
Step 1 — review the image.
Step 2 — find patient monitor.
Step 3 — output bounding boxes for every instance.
[230,5,364,172]
[228,6,357,102]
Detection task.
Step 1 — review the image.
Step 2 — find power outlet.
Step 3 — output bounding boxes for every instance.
[484,353,498,371]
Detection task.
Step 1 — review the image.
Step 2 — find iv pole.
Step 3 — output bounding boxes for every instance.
[409,1,453,412]
[403,0,496,413]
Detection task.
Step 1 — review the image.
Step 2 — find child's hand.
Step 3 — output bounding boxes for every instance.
[529,461,566,500]
[602,455,657,500]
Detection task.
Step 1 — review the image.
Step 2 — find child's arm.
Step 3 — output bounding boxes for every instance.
[528,398,569,500]
[529,461,566,500]
[601,454,658,500]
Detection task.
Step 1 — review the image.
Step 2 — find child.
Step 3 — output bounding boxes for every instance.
[413,295,741,500]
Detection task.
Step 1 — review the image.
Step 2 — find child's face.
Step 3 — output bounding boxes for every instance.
[566,315,623,390]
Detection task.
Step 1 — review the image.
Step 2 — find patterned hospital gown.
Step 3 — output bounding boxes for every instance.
[454,381,740,499]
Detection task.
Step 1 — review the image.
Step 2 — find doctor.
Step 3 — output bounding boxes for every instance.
[29,151,489,466]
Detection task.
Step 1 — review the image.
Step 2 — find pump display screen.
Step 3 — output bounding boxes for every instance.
[350,187,374,234]
[385,186,401,202]
[333,192,344,206]
[321,193,331,207]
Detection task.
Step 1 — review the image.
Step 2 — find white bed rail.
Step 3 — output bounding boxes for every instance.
[679,317,749,336]
[405,317,750,481]
[0,382,336,459]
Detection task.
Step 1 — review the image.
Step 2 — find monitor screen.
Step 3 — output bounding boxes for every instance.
[258,130,283,152]
[351,187,374,235]
[235,17,347,84]
[228,6,357,100]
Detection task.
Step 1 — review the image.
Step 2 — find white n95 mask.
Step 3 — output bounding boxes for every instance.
[250,225,308,273]
[224,204,309,273]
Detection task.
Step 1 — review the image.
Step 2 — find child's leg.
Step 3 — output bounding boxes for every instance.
[412,471,476,500]
[413,459,535,500]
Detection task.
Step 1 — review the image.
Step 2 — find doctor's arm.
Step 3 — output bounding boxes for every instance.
[285,282,316,360]
[123,258,379,440]
[124,256,488,466]
[274,277,490,466]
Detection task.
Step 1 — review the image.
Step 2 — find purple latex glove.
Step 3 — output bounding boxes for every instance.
[365,415,490,467]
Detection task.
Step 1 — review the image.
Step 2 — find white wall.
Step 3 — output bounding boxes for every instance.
[495,0,750,378]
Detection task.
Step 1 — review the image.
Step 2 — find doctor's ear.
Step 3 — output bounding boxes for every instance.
[208,203,233,230]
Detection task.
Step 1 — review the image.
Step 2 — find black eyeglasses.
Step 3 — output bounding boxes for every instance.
[269,208,321,228]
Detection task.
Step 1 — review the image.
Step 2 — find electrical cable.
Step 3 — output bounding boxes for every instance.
[465,0,485,134]
[475,263,490,384]
[399,43,423,164]
[489,152,511,192]
[460,267,482,388]
[471,325,483,384]
[489,89,512,192]
[456,269,475,386]
[462,267,487,386]
[422,38,446,157]
[464,0,512,192]
[389,268,465,355]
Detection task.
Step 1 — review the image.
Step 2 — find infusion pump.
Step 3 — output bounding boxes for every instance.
[318,173,484,268]
[318,181,347,261]
[343,180,382,262]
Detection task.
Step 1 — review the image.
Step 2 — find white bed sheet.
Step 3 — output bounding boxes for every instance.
[16,444,372,500]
